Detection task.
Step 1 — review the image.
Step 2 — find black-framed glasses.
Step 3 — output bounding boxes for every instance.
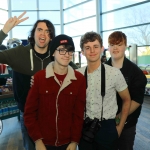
[56,48,74,56]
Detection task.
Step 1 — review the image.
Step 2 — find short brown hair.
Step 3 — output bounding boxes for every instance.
[108,31,127,46]
[80,31,103,50]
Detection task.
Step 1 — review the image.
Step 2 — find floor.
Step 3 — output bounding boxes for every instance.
[0,96,150,150]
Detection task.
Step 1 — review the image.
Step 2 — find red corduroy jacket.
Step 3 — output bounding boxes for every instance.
[24,62,86,146]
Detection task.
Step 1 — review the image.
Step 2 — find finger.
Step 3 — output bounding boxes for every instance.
[19,17,29,23]
[18,11,26,19]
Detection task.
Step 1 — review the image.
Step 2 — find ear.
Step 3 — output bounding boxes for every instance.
[81,49,85,56]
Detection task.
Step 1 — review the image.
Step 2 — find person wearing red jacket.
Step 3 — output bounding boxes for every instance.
[24,34,86,150]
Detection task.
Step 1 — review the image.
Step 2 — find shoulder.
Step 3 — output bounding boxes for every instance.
[34,69,46,78]
[74,69,85,78]
[76,66,86,75]
[104,64,120,73]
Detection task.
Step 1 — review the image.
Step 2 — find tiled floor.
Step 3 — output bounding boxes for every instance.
[0,96,150,150]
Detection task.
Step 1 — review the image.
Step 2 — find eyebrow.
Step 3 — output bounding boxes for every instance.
[37,28,49,31]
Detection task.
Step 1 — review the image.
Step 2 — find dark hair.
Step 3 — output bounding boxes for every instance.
[108,31,127,46]
[28,19,55,46]
[80,31,103,50]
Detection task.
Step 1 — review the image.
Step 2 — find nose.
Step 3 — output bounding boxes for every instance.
[113,45,117,49]
[90,47,94,52]
[64,51,70,57]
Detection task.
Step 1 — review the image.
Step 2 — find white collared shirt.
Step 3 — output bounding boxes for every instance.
[77,64,127,120]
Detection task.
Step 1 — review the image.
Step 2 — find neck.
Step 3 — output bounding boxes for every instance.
[111,57,124,69]
[53,62,68,75]
[87,59,101,73]
[34,45,48,54]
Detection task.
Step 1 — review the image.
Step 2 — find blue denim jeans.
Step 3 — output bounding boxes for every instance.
[20,111,35,150]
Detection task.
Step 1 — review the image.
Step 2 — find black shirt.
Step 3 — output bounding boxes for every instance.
[106,57,147,128]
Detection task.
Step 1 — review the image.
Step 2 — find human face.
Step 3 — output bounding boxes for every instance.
[53,45,73,67]
[34,22,51,51]
[82,39,103,64]
[108,42,126,60]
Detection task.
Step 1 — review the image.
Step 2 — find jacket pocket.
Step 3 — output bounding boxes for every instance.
[60,90,78,110]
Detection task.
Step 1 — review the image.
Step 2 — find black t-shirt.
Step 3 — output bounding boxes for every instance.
[33,49,49,60]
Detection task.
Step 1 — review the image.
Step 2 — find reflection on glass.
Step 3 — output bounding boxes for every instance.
[102,0,147,12]
[11,0,37,10]
[64,17,96,37]
[64,0,96,23]
[12,12,37,25]
[0,10,8,24]
[103,24,150,48]
[39,0,60,10]
[102,2,150,30]
[39,11,60,24]
[137,46,150,66]
[63,0,88,9]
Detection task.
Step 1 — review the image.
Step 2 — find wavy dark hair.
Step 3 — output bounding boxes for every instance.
[28,19,55,47]
[80,31,103,50]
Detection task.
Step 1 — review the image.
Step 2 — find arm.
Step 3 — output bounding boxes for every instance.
[117,88,131,136]
[71,74,86,143]
[35,139,46,150]
[128,68,147,115]
[2,11,28,34]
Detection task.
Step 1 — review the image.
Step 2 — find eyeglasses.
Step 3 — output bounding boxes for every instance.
[56,48,74,56]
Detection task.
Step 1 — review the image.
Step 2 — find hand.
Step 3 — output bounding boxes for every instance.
[116,125,123,137]
[30,76,34,87]
[2,11,29,34]
[35,139,47,150]
[115,113,121,125]
[66,142,77,150]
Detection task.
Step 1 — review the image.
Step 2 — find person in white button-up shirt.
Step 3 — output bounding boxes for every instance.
[77,31,131,150]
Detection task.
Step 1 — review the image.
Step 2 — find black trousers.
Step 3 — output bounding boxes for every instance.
[78,119,118,150]
[114,126,136,150]
[45,143,70,150]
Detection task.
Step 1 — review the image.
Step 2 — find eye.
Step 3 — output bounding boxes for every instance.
[46,30,50,34]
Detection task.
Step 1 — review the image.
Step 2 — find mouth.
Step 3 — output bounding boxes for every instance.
[39,37,45,43]
[113,51,119,54]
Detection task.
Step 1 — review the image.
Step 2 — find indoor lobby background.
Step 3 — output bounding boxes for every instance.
[1,0,150,67]
[0,1,150,150]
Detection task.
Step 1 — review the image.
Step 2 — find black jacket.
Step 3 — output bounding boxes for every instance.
[106,57,147,128]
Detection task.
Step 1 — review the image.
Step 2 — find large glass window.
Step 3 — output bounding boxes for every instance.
[12,12,37,25]
[64,17,96,37]
[64,0,96,23]
[39,11,60,24]
[54,25,61,35]
[11,0,37,10]
[102,2,150,30]
[12,26,32,39]
[103,24,150,48]
[0,0,8,10]
[0,10,8,24]
[63,0,88,9]
[39,0,60,10]
[102,0,147,12]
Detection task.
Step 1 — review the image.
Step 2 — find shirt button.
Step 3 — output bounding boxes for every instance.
[46,91,48,93]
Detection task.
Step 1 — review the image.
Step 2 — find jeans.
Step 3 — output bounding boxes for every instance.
[20,111,35,150]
